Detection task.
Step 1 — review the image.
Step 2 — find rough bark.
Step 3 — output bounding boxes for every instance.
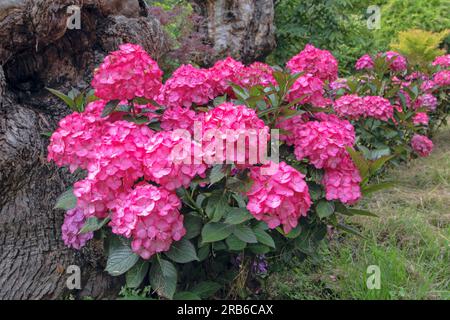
[188,0,276,65]
[0,0,169,300]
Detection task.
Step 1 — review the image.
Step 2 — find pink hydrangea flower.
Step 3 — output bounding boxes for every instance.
[159,64,215,108]
[411,134,433,157]
[61,207,94,249]
[92,43,163,101]
[433,70,450,87]
[202,102,270,166]
[413,112,429,125]
[432,54,450,68]
[113,183,185,259]
[333,94,365,120]
[421,80,437,93]
[246,161,311,233]
[143,131,208,190]
[48,100,107,172]
[208,57,245,96]
[292,114,356,169]
[287,44,339,82]
[414,94,437,111]
[355,54,374,70]
[384,51,407,72]
[160,106,201,133]
[234,62,277,88]
[287,74,331,107]
[329,78,349,92]
[322,154,361,205]
[276,114,309,146]
[362,96,394,121]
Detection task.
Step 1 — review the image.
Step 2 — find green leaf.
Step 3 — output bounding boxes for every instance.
[197,245,210,261]
[105,237,139,276]
[54,187,77,210]
[334,223,366,239]
[346,147,369,180]
[149,258,177,299]
[285,225,302,239]
[225,234,247,251]
[126,259,149,288]
[346,208,378,217]
[253,228,275,248]
[173,291,201,300]
[248,244,270,254]
[370,155,395,174]
[205,193,229,222]
[165,238,199,263]
[183,214,202,240]
[316,200,335,219]
[208,165,225,185]
[191,281,221,299]
[233,225,257,243]
[46,87,75,109]
[101,99,120,117]
[224,208,252,225]
[362,181,396,195]
[201,223,233,243]
[79,217,110,234]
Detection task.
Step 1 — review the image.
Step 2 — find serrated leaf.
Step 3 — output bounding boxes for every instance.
[224,208,252,225]
[191,281,221,299]
[46,87,75,109]
[184,214,202,240]
[105,238,139,276]
[201,223,233,243]
[149,258,177,299]
[225,234,247,251]
[54,187,77,210]
[126,259,149,288]
[101,99,120,117]
[316,200,335,219]
[165,238,199,263]
[253,228,275,248]
[79,217,110,234]
[233,225,257,243]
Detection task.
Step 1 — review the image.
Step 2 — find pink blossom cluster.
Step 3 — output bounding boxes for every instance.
[161,106,201,133]
[432,55,450,68]
[233,62,277,89]
[384,51,408,72]
[287,74,331,107]
[433,70,450,87]
[158,64,215,108]
[92,43,163,101]
[287,44,339,82]
[276,114,308,146]
[208,57,245,96]
[355,54,374,70]
[287,114,362,204]
[412,112,429,126]
[143,131,208,190]
[113,183,185,259]
[246,162,311,233]
[333,95,394,122]
[414,94,437,111]
[61,207,94,250]
[411,134,433,157]
[202,102,270,165]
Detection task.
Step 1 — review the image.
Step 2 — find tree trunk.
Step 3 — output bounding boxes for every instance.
[0,0,169,300]
[188,0,276,65]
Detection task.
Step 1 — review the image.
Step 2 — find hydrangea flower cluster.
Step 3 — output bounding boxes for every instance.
[61,207,94,250]
[432,55,450,68]
[246,162,311,233]
[234,62,277,89]
[287,74,331,107]
[287,44,338,82]
[384,51,408,72]
[362,96,395,121]
[113,183,185,259]
[202,102,270,166]
[411,134,433,157]
[161,106,201,133]
[333,95,394,122]
[412,112,429,126]
[158,64,215,108]
[92,43,162,101]
[414,94,437,111]
[433,70,450,87]
[208,57,245,96]
[355,54,374,70]
[333,94,365,120]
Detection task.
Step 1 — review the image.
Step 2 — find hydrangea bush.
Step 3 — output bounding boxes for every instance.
[48,43,448,299]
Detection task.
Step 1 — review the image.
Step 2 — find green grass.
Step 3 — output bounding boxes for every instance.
[265,127,450,300]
